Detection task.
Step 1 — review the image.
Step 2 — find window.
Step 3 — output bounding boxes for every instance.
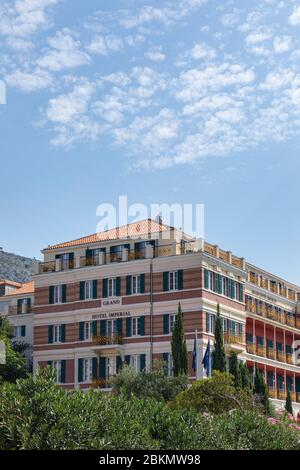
[53,325,62,343]
[206,312,215,334]
[108,278,117,297]
[54,285,62,304]
[84,280,93,300]
[53,361,61,383]
[130,355,141,372]
[17,298,31,314]
[107,319,117,337]
[169,314,176,332]
[169,271,178,291]
[82,358,93,383]
[14,325,25,337]
[132,317,141,336]
[132,275,141,294]
[84,322,92,341]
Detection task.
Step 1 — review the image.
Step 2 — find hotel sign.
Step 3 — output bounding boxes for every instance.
[92,311,131,320]
[102,297,122,307]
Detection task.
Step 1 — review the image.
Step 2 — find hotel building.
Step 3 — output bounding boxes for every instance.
[0,280,34,367]
[33,219,300,413]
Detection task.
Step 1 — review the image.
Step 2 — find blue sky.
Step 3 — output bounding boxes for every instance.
[1,0,300,284]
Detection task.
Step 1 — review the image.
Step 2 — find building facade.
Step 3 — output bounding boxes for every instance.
[0,280,34,367]
[32,219,300,412]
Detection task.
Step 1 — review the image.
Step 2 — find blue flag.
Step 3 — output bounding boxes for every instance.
[192,338,197,372]
[202,340,212,377]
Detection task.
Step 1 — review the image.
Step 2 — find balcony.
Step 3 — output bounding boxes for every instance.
[92,333,123,346]
[91,377,110,389]
[39,259,75,274]
[266,310,278,322]
[276,351,285,363]
[286,353,294,365]
[224,334,245,353]
[277,390,287,401]
[246,342,255,355]
[266,348,275,360]
[290,392,296,402]
[286,316,296,328]
[256,345,266,357]
[8,305,33,315]
[268,388,277,399]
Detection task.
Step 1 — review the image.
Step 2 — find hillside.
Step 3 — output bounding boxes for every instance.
[0,249,38,283]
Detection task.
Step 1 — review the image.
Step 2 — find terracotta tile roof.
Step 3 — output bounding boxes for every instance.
[5,281,34,296]
[44,219,174,251]
[0,279,22,287]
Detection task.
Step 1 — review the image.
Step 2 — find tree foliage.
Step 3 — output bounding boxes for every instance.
[285,390,293,415]
[253,366,270,414]
[0,317,27,384]
[212,304,226,372]
[170,371,255,415]
[111,362,188,401]
[171,303,188,376]
[0,369,299,450]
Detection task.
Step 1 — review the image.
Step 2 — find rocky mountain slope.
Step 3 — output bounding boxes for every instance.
[0,249,38,283]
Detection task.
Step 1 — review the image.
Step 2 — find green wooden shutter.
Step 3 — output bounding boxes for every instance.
[140,274,145,293]
[93,280,98,299]
[239,284,244,302]
[102,279,108,298]
[61,324,66,343]
[219,275,223,294]
[48,325,54,344]
[140,354,146,372]
[62,284,67,303]
[126,276,132,295]
[163,314,170,334]
[92,321,98,337]
[125,355,131,365]
[100,320,106,336]
[92,357,98,379]
[21,325,26,337]
[60,360,66,384]
[139,316,145,336]
[126,317,132,337]
[49,286,54,304]
[116,318,123,336]
[116,277,121,296]
[178,270,184,290]
[99,357,106,378]
[204,269,209,289]
[79,322,84,341]
[79,281,85,300]
[78,358,83,383]
[47,361,52,367]
[116,356,122,373]
[163,271,169,291]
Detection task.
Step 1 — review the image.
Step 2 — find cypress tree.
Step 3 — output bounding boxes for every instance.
[212,304,226,372]
[240,361,251,390]
[253,366,270,414]
[229,352,242,389]
[285,389,293,415]
[171,303,188,376]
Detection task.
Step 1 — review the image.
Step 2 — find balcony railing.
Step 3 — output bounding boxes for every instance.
[257,345,266,357]
[277,390,287,400]
[267,348,275,360]
[246,342,255,354]
[223,333,244,345]
[276,351,285,363]
[92,333,123,346]
[8,305,33,315]
[268,388,277,399]
[91,377,109,388]
[286,353,294,365]
[286,316,296,328]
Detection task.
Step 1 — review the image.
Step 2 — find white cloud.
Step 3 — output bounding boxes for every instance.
[260,70,294,91]
[246,31,273,46]
[289,6,300,26]
[37,30,90,71]
[191,43,216,60]
[46,80,94,123]
[144,47,166,62]
[87,35,123,56]
[0,0,59,38]
[273,36,292,54]
[5,67,53,92]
